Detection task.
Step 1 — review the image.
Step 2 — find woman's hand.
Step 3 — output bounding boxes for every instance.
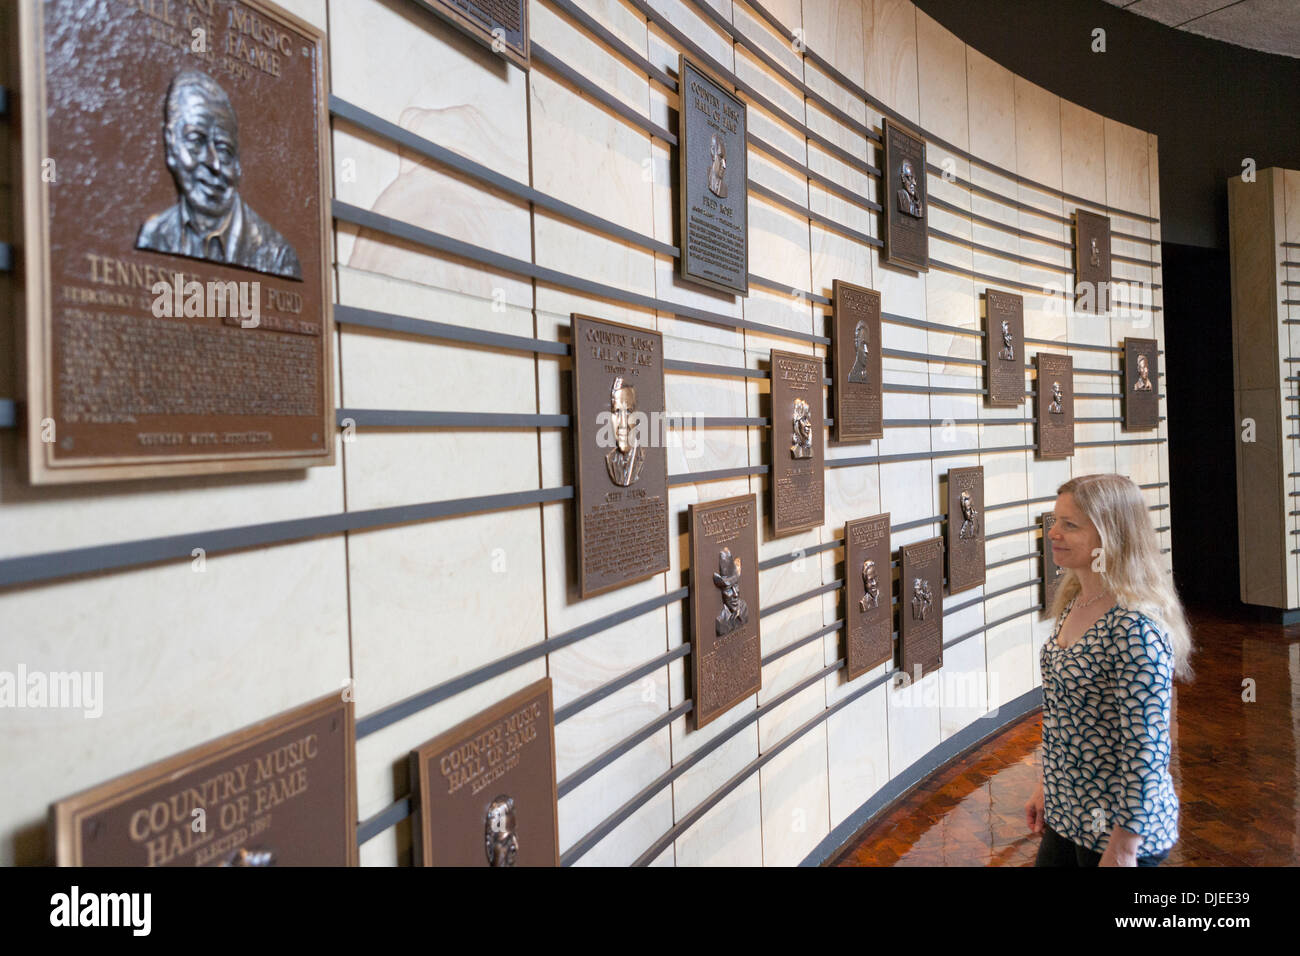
[1025,780,1045,834]
[1100,826,1141,866]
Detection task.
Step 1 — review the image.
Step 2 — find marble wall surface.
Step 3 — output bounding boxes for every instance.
[0,0,1168,866]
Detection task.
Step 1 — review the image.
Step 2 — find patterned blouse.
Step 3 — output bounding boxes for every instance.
[1039,600,1179,856]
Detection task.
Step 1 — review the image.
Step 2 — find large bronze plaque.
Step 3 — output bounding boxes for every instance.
[899,537,944,681]
[689,494,762,730]
[1041,511,1063,614]
[571,315,670,597]
[880,117,928,273]
[17,0,334,484]
[1035,352,1075,459]
[411,0,529,69]
[1074,209,1111,314]
[984,289,1025,408]
[832,280,883,442]
[770,349,825,536]
[845,513,893,681]
[677,55,748,296]
[51,693,357,866]
[411,679,558,867]
[1124,337,1159,430]
[945,466,985,595]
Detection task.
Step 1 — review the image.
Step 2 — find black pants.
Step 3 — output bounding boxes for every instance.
[1034,823,1170,867]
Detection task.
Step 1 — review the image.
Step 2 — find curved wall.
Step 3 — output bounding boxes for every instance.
[0,0,1169,865]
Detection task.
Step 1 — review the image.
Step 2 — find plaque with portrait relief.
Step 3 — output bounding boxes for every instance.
[1124,337,1159,430]
[411,0,529,69]
[899,537,944,680]
[832,280,883,442]
[1041,512,1064,614]
[984,289,1025,408]
[880,117,929,273]
[410,679,559,867]
[770,350,826,536]
[688,494,762,730]
[845,513,893,681]
[571,315,670,598]
[51,692,357,866]
[946,466,985,595]
[1035,352,1075,460]
[16,0,334,484]
[678,55,748,296]
[1074,209,1111,314]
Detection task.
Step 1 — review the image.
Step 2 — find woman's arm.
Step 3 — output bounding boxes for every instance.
[1105,612,1175,857]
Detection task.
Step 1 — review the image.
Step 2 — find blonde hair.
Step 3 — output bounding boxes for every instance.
[1047,474,1194,682]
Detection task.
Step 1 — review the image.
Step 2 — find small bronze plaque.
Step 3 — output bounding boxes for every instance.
[832,280,883,442]
[984,289,1025,408]
[845,513,893,680]
[1074,209,1111,314]
[1035,352,1075,460]
[945,466,985,595]
[1041,512,1064,613]
[17,0,334,484]
[880,117,929,273]
[571,315,670,597]
[51,693,357,866]
[411,679,558,867]
[770,349,825,537]
[899,537,944,680]
[689,494,762,730]
[677,55,748,296]
[1124,337,1159,430]
[411,0,529,68]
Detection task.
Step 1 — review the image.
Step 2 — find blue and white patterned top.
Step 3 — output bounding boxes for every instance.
[1039,600,1179,856]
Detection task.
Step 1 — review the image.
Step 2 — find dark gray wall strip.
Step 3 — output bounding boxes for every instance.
[332,200,831,346]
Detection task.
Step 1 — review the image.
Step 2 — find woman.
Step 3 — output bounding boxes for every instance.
[1026,474,1194,866]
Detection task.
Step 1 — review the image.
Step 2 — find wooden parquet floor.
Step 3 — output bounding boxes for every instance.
[831,605,1300,866]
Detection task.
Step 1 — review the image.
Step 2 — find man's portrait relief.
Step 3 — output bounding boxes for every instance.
[999,319,1015,362]
[707,132,727,198]
[713,547,749,636]
[604,376,646,487]
[897,158,923,219]
[859,559,880,613]
[847,319,871,385]
[1049,380,1064,415]
[1133,353,1153,391]
[911,577,932,621]
[790,398,813,459]
[484,795,518,867]
[137,69,302,281]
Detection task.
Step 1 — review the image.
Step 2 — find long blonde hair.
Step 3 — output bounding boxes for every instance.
[1047,474,1194,682]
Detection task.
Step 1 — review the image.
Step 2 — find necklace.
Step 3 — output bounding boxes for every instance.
[1075,590,1111,611]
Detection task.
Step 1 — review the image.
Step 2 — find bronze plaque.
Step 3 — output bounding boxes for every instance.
[677,54,748,296]
[984,289,1025,408]
[899,537,944,680]
[1124,337,1159,430]
[845,513,893,681]
[770,350,825,536]
[945,466,985,595]
[832,280,883,442]
[688,494,762,730]
[1041,512,1063,613]
[411,679,559,867]
[880,117,928,273]
[17,0,334,484]
[571,315,670,597]
[1074,209,1111,314]
[51,693,357,866]
[1035,352,1075,459]
[411,0,529,69]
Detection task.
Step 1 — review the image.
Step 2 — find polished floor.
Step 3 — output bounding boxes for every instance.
[831,605,1300,866]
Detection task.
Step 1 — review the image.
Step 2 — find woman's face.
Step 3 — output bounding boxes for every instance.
[1048,492,1103,572]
